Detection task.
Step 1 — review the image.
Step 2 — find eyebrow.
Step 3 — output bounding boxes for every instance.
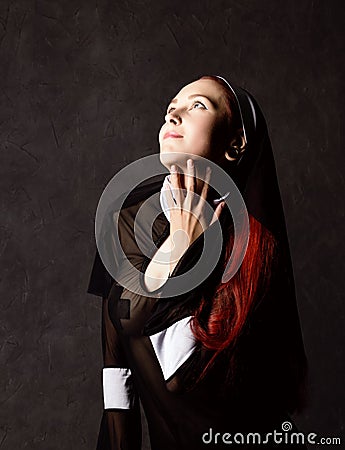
[168,94,217,108]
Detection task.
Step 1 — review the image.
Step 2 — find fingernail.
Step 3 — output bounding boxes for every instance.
[187,159,193,168]
[171,165,176,172]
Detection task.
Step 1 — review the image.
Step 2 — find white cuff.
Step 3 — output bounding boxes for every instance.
[149,316,196,381]
[102,367,135,409]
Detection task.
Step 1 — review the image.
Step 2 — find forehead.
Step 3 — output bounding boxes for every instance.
[171,79,226,107]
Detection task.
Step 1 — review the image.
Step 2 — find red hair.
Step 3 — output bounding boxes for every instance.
[191,214,277,382]
[190,76,277,383]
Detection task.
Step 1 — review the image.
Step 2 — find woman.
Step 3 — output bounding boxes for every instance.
[87,75,308,449]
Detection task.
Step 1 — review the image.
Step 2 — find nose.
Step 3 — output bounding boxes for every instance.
[165,110,181,125]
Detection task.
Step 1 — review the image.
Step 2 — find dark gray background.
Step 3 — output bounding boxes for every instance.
[1,0,344,449]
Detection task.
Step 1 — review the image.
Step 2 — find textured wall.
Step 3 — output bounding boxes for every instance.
[1,0,344,449]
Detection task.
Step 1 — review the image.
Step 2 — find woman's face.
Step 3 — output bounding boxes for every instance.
[159,79,229,171]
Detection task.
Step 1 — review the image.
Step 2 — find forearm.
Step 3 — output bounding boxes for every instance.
[99,296,142,449]
[168,233,190,275]
[143,235,190,292]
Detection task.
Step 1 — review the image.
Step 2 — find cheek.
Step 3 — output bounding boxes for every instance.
[192,122,225,161]
[190,120,218,153]
[209,120,227,150]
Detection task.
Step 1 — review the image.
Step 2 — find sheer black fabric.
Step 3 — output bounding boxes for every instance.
[87,78,308,449]
[95,293,142,450]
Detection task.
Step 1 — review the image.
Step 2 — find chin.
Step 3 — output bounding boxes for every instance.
[159,152,186,171]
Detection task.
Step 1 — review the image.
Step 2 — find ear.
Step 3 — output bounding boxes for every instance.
[224,128,246,162]
[230,128,246,151]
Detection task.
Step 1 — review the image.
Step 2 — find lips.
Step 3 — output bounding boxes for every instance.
[163,131,183,139]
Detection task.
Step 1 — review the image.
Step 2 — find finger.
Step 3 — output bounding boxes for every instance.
[210,201,225,226]
[164,178,176,210]
[200,166,211,200]
[170,164,183,205]
[185,158,195,192]
[185,159,197,209]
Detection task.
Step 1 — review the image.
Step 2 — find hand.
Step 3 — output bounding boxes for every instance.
[166,158,225,270]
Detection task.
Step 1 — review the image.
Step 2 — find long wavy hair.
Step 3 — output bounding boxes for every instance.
[190,76,278,386]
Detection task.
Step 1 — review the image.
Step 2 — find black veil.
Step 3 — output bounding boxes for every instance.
[215,78,308,413]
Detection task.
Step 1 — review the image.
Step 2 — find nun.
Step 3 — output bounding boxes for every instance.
[87,75,308,449]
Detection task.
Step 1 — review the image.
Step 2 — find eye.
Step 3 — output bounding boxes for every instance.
[167,107,175,114]
[192,101,207,110]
